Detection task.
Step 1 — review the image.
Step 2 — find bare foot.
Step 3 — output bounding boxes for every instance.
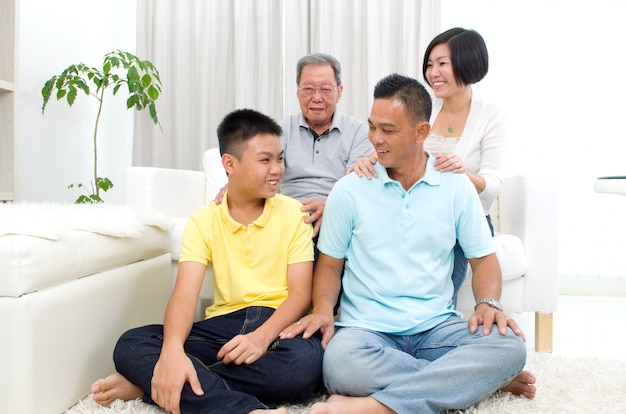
[308,394,394,414]
[249,409,289,414]
[500,370,537,399]
[90,373,143,406]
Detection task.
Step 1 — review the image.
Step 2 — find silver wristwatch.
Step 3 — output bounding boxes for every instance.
[474,298,503,311]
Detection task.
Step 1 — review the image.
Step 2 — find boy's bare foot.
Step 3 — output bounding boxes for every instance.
[90,373,143,406]
[308,394,394,414]
[500,370,536,399]
[249,409,289,414]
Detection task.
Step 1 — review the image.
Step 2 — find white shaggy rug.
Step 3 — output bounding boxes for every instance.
[65,352,626,413]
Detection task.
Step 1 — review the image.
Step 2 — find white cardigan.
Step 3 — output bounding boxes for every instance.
[430,95,507,214]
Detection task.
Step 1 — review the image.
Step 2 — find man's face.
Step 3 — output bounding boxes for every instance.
[228,134,285,200]
[368,98,422,170]
[297,64,343,131]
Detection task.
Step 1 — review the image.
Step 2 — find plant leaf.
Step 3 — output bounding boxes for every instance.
[141,74,151,87]
[96,177,114,192]
[148,84,159,100]
[67,86,77,105]
[126,94,137,109]
[149,103,158,125]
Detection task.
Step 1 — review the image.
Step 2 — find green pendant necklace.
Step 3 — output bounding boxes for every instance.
[442,106,463,134]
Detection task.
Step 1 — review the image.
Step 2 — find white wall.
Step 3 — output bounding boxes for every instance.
[441,0,626,283]
[17,0,136,204]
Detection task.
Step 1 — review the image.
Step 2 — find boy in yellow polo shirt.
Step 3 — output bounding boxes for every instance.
[90,109,323,414]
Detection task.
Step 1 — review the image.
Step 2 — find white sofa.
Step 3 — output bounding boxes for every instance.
[0,203,172,414]
[125,148,559,351]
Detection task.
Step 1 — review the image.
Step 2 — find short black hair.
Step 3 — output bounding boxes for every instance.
[373,74,432,124]
[422,27,489,87]
[217,109,282,159]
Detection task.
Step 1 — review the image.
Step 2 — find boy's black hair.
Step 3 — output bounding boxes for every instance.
[217,109,282,158]
[373,73,432,124]
[422,27,489,87]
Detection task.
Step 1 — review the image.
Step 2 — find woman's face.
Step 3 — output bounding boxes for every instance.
[425,43,460,99]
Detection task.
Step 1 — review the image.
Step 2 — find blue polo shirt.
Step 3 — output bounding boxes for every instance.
[317,153,495,335]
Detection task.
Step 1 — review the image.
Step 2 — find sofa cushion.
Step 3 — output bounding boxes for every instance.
[0,203,172,297]
[125,166,207,219]
[169,217,189,261]
[464,233,527,285]
[203,148,228,202]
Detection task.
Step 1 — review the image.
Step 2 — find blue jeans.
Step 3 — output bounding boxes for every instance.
[451,214,495,308]
[322,316,526,414]
[113,306,324,414]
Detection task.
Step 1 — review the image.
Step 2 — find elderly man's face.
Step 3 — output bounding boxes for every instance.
[297,64,343,132]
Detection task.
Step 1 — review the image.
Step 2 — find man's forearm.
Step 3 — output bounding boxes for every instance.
[311,254,343,315]
[469,253,502,302]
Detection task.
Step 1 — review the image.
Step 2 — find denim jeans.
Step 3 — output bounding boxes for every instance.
[451,214,495,308]
[113,306,324,414]
[322,316,526,414]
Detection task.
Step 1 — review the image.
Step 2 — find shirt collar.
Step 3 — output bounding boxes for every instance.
[219,192,276,233]
[297,109,343,133]
[374,151,440,189]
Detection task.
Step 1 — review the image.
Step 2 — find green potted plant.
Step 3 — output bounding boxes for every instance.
[41,50,162,203]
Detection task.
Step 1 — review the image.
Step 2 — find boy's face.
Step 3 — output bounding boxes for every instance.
[228,134,285,199]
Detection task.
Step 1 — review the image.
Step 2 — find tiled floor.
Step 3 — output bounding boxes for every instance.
[514,293,626,360]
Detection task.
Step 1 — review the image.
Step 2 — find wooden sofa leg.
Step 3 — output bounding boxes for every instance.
[535,312,553,353]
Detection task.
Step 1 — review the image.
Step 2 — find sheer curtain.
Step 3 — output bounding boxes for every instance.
[134,0,439,170]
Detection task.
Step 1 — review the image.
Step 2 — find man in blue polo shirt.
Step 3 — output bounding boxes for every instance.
[281,74,526,414]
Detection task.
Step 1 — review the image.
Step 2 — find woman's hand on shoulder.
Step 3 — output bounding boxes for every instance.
[433,152,465,173]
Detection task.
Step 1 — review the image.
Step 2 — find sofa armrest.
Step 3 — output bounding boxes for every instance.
[495,175,559,313]
[124,167,207,219]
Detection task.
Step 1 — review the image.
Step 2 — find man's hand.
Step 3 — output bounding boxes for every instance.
[217,332,270,365]
[279,312,336,349]
[213,183,228,204]
[300,198,326,237]
[468,305,527,341]
[151,348,204,414]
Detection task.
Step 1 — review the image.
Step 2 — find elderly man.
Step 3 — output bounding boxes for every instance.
[279,53,373,236]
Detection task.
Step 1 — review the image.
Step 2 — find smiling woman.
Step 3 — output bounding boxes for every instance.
[441,0,626,289]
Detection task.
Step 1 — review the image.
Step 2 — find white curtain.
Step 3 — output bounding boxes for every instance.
[134,0,440,170]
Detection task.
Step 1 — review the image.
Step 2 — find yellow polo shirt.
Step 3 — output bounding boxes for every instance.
[179,192,314,319]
